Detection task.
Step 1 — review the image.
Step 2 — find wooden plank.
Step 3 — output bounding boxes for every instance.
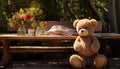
[0,46,74,54]
[95,33,120,39]
[9,49,74,54]
[9,46,73,49]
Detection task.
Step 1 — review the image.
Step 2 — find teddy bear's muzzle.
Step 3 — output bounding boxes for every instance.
[79,29,88,36]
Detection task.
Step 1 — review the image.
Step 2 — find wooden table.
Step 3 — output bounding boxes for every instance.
[0,34,76,68]
[0,33,120,68]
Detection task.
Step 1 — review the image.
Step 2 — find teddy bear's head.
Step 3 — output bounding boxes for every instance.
[73,19,97,36]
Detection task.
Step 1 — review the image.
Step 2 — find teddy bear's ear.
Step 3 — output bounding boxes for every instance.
[90,19,97,27]
[73,19,79,27]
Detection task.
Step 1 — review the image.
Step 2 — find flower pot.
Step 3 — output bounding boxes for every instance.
[35,26,45,36]
[17,25,27,35]
[28,29,35,36]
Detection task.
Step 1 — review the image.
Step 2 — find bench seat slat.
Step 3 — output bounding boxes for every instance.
[0,46,74,53]
[0,46,73,49]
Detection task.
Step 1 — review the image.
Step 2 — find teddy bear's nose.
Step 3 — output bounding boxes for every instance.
[81,30,84,32]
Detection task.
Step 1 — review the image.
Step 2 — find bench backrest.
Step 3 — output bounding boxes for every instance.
[7,21,102,33]
[45,21,102,32]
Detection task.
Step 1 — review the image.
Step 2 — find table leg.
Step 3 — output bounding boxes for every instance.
[0,39,11,68]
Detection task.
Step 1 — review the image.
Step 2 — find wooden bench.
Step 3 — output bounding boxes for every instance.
[4,21,102,51]
[0,21,118,68]
[2,21,102,53]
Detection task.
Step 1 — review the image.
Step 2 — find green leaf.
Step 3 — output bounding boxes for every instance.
[19,8,24,14]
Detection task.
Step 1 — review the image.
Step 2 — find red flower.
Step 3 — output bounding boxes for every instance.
[23,13,31,21]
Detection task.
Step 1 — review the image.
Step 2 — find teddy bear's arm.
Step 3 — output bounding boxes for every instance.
[73,36,83,52]
[90,36,100,53]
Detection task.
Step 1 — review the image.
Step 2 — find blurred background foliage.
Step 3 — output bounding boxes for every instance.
[0,0,109,33]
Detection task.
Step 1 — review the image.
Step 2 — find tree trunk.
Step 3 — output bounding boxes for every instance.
[116,0,120,33]
[107,0,118,33]
[88,0,107,32]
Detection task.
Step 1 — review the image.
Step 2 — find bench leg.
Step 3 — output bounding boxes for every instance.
[0,39,11,68]
[99,39,112,57]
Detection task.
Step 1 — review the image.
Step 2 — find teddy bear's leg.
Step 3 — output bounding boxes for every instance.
[69,54,85,68]
[93,54,107,68]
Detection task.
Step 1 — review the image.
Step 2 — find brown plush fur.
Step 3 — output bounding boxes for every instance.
[69,19,107,68]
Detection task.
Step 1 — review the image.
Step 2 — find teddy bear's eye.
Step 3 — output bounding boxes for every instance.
[78,28,81,31]
[84,27,87,29]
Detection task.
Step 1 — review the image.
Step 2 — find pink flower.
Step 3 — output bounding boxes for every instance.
[39,21,48,30]
[41,21,47,25]
[10,24,18,29]
[20,14,25,19]
[15,14,22,21]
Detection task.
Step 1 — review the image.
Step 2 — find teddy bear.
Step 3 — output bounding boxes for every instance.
[69,18,107,68]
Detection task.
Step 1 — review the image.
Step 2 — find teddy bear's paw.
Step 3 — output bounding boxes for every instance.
[93,55,107,68]
[91,44,100,53]
[74,45,82,52]
[69,54,85,68]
